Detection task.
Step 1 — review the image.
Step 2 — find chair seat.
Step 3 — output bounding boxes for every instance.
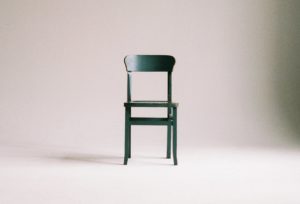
[124,100,178,108]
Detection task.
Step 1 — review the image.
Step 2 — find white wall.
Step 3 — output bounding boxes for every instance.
[0,0,299,151]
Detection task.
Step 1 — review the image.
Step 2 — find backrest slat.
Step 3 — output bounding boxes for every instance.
[124,55,175,72]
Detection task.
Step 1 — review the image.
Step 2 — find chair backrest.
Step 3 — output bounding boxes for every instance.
[124,55,176,102]
[124,55,175,72]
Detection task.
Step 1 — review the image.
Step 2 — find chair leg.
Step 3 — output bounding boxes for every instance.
[124,108,130,165]
[173,107,178,165]
[124,124,128,165]
[128,107,131,158]
[167,125,171,158]
[128,125,131,158]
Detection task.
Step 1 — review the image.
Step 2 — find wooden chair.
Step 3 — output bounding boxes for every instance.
[123,55,178,165]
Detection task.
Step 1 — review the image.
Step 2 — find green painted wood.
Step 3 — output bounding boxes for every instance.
[167,71,172,159]
[168,72,172,102]
[127,73,132,101]
[124,101,178,108]
[124,55,175,72]
[130,117,171,126]
[167,124,171,158]
[123,54,178,165]
[128,108,131,158]
[173,107,178,165]
[124,107,130,165]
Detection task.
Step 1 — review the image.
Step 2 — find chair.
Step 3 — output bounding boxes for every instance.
[123,55,178,165]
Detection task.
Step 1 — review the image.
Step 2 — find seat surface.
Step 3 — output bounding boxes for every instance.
[124,100,178,107]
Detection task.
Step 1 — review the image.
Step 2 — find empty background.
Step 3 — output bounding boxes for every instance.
[1,0,299,150]
[0,0,299,203]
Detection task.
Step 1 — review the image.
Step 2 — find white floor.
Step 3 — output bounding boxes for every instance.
[0,145,299,204]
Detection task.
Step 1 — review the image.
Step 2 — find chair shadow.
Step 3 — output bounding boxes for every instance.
[1,143,175,166]
[44,154,173,166]
[127,155,175,166]
[44,153,124,165]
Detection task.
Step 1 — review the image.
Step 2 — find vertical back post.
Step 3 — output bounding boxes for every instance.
[127,72,132,102]
[167,71,172,102]
[167,71,172,119]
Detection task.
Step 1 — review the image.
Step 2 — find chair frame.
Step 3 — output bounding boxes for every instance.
[123,55,178,165]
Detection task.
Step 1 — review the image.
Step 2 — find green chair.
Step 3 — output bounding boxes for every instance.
[123,55,178,165]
